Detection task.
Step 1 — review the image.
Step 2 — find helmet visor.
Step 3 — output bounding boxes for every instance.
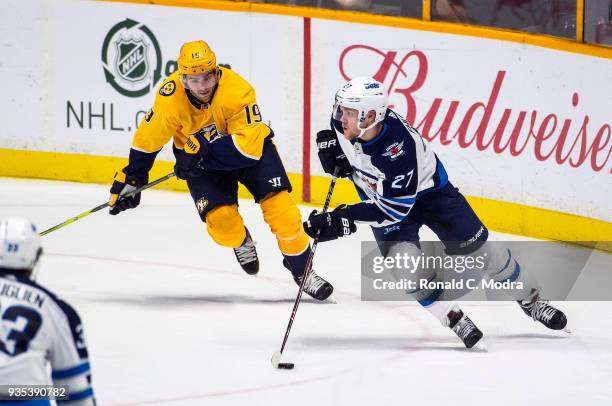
[332,100,344,122]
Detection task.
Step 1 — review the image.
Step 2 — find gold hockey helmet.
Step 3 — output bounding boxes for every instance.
[178,40,217,75]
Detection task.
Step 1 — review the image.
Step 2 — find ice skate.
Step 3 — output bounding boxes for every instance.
[518,295,568,332]
[233,228,259,275]
[447,306,484,349]
[294,269,334,301]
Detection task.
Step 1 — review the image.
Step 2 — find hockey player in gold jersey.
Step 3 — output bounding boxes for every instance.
[108,40,333,300]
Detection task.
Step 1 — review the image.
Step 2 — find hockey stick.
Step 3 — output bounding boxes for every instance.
[271,168,339,369]
[39,172,176,237]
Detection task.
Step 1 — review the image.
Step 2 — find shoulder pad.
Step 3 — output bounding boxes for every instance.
[216,68,255,107]
[156,71,182,97]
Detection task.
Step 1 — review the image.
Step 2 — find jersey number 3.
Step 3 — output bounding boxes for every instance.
[0,305,42,356]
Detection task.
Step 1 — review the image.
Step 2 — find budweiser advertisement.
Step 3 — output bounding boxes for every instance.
[311,20,611,222]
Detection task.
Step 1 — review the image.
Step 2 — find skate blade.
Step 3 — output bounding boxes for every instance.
[324,296,337,304]
[469,340,488,352]
[562,327,572,334]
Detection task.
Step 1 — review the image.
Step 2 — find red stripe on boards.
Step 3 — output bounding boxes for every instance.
[302,17,311,202]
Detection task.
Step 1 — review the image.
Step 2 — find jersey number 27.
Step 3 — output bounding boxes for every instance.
[391,170,414,189]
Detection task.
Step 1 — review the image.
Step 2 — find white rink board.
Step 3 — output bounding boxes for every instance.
[1,0,611,222]
[0,0,303,172]
[310,20,612,222]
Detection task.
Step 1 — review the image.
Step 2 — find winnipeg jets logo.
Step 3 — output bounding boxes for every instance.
[382,141,405,160]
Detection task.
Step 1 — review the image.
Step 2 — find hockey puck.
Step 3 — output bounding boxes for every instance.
[277,362,294,370]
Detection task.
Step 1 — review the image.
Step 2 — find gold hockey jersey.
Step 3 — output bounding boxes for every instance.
[129,66,271,173]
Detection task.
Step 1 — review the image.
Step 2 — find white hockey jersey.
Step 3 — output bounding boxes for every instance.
[332,109,448,227]
[0,272,95,405]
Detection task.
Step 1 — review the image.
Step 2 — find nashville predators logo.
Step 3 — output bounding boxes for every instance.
[159,80,176,96]
[205,127,218,141]
[194,124,220,142]
[196,197,208,213]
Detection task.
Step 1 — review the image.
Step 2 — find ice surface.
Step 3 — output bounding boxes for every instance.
[1,177,611,405]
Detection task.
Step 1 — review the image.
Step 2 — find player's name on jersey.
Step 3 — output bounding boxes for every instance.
[0,280,46,308]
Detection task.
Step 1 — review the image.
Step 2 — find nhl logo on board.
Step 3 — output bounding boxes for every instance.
[115,37,149,84]
[196,197,208,214]
[101,19,163,98]
[382,141,405,160]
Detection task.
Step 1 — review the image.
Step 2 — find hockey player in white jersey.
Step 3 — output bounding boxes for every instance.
[0,217,96,405]
[305,77,567,348]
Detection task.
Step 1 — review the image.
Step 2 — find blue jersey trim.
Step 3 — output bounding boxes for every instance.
[380,195,416,205]
[437,159,448,186]
[61,387,94,402]
[505,261,521,283]
[418,287,444,307]
[490,249,512,277]
[374,194,411,216]
[416,158,449,198]
[52,362,90,379]
[373,199,405,220]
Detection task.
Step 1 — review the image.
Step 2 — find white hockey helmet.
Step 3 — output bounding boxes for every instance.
[0,217,43,273]
[333,77,388,137]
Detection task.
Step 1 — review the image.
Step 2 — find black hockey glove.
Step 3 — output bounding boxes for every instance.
[109,168,147,215]
[303,204,356,242]
[174,132,209,180]
[316,129,352,178]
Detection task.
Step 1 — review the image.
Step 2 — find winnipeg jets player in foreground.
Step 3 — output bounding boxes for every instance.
[304,78,567,348]
[0,217,96,404]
